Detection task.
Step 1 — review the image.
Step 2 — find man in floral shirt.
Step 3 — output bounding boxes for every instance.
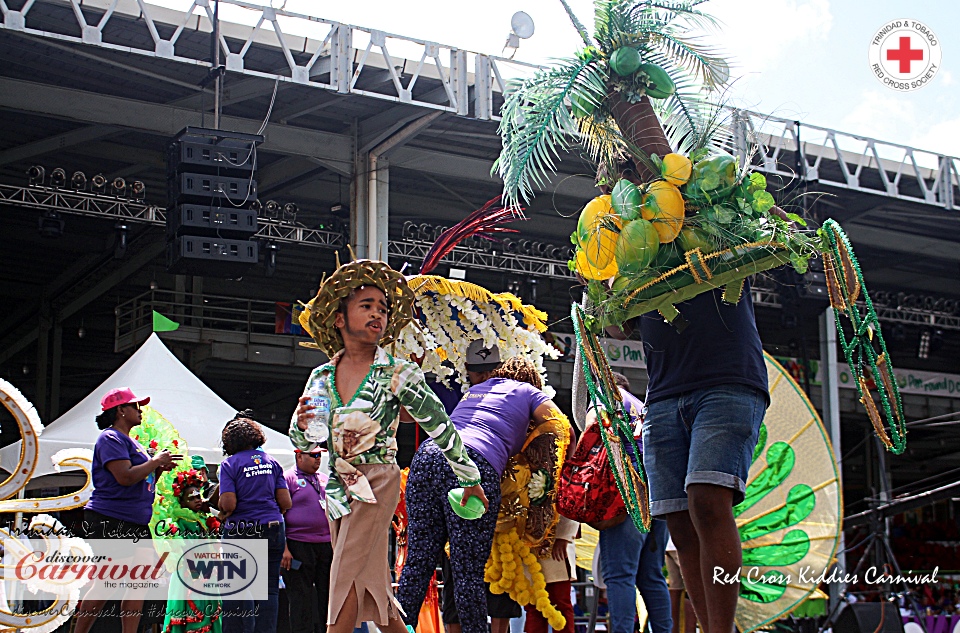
[290,258,486,633]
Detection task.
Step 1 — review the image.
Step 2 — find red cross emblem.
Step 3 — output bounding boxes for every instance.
[886,36,924,73]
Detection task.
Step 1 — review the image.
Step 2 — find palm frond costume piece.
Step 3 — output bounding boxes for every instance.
[497,0,904,454]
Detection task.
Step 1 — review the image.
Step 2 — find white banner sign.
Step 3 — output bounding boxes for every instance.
[2,536,268,601]
[547,332,646,369]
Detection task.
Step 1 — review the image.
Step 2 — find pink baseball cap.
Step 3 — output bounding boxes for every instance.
[100,387,150,411]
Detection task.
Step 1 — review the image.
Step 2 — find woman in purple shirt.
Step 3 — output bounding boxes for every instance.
[218,412,292,633]
[397,346,560,633]
[73,387,182,633]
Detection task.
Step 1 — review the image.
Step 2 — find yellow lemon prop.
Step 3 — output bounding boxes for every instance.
[575,248,618,281]
[577,195,617,241]
[641,181,684,243]
[577,195,622,269]
[661,153,692,186]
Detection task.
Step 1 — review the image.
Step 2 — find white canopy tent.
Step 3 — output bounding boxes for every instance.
[0,334,296,488]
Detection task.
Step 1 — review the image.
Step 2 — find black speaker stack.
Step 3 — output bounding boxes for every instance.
[777,254,831,324]
[834,603,905,633]
[166,127,263,276]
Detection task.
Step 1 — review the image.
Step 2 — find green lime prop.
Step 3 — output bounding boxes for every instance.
[448,488,486,520]
[610,47,642,76]
[615,219,659,274]
[611,179,643,221]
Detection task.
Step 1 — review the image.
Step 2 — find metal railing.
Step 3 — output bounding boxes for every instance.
[728,110,959,210]
[2,0,956,210]
[115,288,299,345]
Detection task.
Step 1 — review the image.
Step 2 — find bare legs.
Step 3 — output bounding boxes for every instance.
[491,618,511,633]
[72,598,144,633]
[665,484,740,633]
[327,584,408,633]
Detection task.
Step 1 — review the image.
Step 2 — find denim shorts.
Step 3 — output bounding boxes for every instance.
[642,383,766,516]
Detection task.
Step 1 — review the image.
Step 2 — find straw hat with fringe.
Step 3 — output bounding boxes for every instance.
[298,252,416,357]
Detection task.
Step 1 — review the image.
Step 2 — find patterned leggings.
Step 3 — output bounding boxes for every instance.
[397,441,502,633]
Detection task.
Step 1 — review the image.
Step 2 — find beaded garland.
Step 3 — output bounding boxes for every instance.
[572,303,651,533]
[821,220,906,454]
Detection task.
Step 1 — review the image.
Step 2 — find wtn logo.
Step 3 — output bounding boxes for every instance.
[186,559,247,581]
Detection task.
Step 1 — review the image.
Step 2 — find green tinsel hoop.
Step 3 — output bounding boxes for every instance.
[572,303,650,532]
[821,219,906,454]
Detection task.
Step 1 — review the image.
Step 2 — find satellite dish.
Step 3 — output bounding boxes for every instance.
[510,11,535,39]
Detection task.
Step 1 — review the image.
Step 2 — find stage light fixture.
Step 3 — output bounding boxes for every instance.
[112,177,126,197]
[282,203,298,224]
[264,241,279,277]
[38,210,64,238]
[503,239,518,253]
[50,168,66,188]
[417,223,432,241]
[917,330,930,359]
[402,221,416,240]
[114,222,129,259]
[264,200,280,219]
[130,181,145,201]
[91,174,107,193]
[71,171,87,190]
[28,165,45,186]
[250,200,263,214]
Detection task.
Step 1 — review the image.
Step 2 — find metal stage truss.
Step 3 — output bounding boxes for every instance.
[1,0,958,210]
[0,182,345,248]
[388,238,575,280]
[5,178,959,329]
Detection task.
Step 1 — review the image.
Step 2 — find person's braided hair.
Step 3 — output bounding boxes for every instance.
[221,411,266,456]
[493,356,543,390]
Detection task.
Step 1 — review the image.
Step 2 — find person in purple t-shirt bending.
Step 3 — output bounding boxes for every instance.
[280,445,332,633]
[397,342,559,633]
[218,412,292,633]
[74,387,182,633]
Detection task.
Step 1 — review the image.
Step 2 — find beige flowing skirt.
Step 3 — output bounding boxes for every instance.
[328,463,402,627]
